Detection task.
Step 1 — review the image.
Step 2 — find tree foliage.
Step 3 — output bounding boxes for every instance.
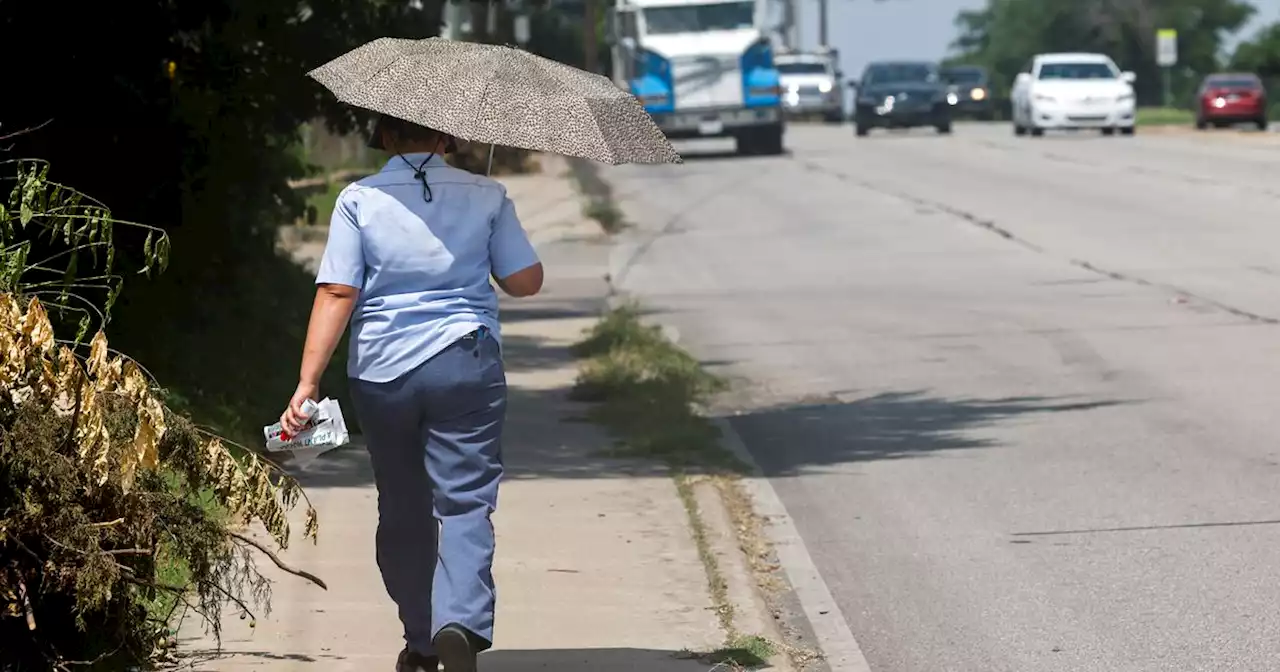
[949,0,1255,107]
[0,158,322,668]
[0,1,445,443]
[1229,22,1280,116]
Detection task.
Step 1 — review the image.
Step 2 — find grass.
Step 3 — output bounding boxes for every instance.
[566,157,628,234]
[571,304,786,669]
[677,478,734,633]
[570,304,737,470]
[1136,107,1195,126]
[583,196,626,233]
[143,473,225,637]
[704,635,777,668]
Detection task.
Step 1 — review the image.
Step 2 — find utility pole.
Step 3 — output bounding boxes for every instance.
[584,0,599,73]
[788,0,801,48]
[817,0,828,47]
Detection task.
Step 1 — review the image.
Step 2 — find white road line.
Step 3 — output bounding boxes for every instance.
[714,417,874,672]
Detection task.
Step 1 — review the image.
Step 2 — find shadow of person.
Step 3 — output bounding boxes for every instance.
[479,647,716,671]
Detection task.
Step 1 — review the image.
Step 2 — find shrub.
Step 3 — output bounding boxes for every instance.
[0,159,321,669]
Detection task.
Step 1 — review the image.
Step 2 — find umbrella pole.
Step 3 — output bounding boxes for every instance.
[486,144,495,176]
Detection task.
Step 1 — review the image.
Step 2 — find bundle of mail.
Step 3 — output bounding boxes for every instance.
[263,397,351,467]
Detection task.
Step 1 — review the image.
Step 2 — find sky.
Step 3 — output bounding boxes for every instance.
[788,0,1280,78]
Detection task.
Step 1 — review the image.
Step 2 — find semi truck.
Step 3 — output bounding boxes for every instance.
[607,0,786,155]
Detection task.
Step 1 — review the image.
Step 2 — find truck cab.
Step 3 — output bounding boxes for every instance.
[608,0,786,155]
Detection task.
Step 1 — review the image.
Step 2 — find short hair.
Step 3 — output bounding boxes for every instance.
[368,114,457,152]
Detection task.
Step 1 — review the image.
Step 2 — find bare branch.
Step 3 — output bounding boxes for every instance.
[17,576,36,631]
[229,532,328,590]
[0,119,52,146]
[102,548,152,557]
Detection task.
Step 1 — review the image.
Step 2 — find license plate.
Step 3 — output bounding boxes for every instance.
[698,119,724,135]
[1227,94,1242,102]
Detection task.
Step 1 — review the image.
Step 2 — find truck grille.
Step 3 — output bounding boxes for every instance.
[670,55,744,109]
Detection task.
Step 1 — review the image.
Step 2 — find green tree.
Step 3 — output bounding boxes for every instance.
[949,0,1254,108]
[2,0,443,443]
[1230,22,1280,117]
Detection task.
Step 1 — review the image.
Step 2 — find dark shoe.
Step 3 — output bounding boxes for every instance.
[397,647,439,672]
[434,624,478,672]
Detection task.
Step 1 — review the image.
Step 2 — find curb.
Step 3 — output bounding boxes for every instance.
[582,164,839,671]
[692,479,796,672]
[713,418,872,672]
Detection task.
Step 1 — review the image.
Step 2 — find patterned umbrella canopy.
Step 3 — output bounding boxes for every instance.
[308,37,681,165]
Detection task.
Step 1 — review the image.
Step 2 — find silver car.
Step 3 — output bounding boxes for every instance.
[776,51,843,123]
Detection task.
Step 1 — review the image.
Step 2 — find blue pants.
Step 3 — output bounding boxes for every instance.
[349,329,506,656]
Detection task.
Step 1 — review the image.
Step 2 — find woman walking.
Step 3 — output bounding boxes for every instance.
[280,114,544,672]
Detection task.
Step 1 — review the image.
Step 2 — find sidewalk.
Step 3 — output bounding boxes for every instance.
[177,157,728,670]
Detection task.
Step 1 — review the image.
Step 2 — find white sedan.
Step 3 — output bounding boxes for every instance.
[1011,53,1137,137]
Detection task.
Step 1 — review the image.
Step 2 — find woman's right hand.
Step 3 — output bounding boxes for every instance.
[281,381,319,435]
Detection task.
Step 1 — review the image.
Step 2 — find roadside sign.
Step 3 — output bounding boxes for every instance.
[1156,29,1177,67]
[514,14,531,45]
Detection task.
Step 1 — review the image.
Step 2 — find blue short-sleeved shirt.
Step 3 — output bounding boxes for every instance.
[315,152,540,383]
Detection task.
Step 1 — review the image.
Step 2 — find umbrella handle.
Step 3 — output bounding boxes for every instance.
[486,144,495,176]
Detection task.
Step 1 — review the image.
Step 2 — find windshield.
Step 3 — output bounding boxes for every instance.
[864,63,938,86]
[1038,62,1117,80]
[1206,77,1259,89]
[778,62,829,75]
[943,69,985,84]
[643,2,755,35]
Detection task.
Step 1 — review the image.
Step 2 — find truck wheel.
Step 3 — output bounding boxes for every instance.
[936,122,953,135]
[758,126,785,155]
[1030,127,1045,137]
[855,123,869,137]
[1257,117,1269,131]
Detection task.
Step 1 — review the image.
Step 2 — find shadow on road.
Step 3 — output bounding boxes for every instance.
[177,646,714,671]
[729,390,1126,477]
[675,149,794,162]
[290,385,1125,490]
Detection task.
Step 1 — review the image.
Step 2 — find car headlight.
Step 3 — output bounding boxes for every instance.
[946,92,959,105]
[971,87,987,101]
[1033,93,1056,103]
[818,81,833,93]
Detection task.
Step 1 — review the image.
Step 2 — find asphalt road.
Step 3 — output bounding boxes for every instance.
[600,122,1280,672]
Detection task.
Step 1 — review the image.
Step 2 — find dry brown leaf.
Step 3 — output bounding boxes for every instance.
[20,297,54,356]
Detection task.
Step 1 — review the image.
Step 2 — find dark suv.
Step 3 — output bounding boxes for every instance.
[941,65,994,120]
[852,61,953,136]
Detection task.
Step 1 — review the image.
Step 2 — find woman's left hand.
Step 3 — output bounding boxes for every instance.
[281,381,319,435]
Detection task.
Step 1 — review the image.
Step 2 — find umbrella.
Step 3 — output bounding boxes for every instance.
[308,37,681,166]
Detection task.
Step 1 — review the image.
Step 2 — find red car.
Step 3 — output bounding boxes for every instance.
[1196,73,1268,130]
